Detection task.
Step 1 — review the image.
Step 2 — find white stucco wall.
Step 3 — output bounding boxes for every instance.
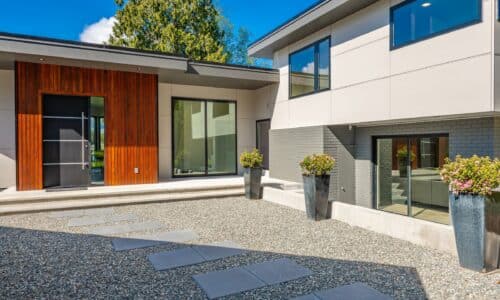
[0,70,16,188]
[271,0,496,130]
[158,83,272,180]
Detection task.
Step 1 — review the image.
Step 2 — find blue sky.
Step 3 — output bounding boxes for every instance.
[0,0,319,44]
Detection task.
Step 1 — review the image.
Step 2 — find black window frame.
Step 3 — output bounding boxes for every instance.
[288,36,331,100]
[390,0,483,50]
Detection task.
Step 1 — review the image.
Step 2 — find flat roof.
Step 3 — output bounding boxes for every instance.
[0,32,279,90]
[248,0,379,58]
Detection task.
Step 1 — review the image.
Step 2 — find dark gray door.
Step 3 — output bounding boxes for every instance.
[43,95,90,188]
[256,119,270,170]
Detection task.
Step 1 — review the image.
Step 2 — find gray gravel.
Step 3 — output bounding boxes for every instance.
[0,197,499,299]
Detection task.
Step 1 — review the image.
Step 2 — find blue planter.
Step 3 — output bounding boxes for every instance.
[449,192,500,272]
[243,168,262,200]
[303,175,330,221]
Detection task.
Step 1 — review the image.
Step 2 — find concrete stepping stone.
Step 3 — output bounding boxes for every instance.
[193,267,266,299]
[291,283,392,300]
[68,213,138,227]
[88,221,164,236]
[148,240,245,271]
[193,240,244,261]
[193,258,312,299]
[112,229,199,251]
[49,207,114,219]
[150,247,206,271]
[245,258,313,285]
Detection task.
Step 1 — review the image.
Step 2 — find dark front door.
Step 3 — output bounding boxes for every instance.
[256,119,270,170]
[43,95,90,188]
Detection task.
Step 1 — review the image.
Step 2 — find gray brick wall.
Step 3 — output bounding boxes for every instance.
[269,125,355,203]
[269,117,500,208]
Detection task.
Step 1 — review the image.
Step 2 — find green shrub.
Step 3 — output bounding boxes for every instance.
[396,145,416,162]
[239,149,263,169]
[300,154,335,176]
[440,155,500,196]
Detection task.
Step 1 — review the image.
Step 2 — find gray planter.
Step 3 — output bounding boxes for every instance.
[243,167,262,200]
[303,175,330,221]
[449,192,500,272]
[398,158,408,178]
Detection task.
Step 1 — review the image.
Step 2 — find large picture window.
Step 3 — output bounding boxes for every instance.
[289,37,330,98]
[172,98,237,177]
[391,0,481,49]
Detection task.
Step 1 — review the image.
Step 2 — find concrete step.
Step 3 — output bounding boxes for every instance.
[0,182,244,205]
[0,187,244,215]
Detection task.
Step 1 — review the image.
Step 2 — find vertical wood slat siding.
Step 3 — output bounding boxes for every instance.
[15,62,158,190]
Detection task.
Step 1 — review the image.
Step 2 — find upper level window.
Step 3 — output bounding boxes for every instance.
[391,0,481,49]
[289,37,330,99]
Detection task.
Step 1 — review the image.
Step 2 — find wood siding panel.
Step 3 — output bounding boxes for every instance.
[15,62,158,190]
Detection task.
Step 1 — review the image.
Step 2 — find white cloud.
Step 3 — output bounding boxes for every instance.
[80,17,117,44]
[301,62,328,74]
[301,62,314,74]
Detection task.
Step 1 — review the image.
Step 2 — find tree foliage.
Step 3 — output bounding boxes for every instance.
[110,0,228,63]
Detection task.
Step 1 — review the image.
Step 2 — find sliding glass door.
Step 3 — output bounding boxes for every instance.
[172,98,236,177]
[375,135,450,224]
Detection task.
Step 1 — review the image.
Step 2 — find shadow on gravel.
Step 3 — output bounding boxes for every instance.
[0,226,427,299]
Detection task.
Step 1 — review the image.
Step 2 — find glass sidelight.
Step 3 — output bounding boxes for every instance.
[172,98,236,177]
[375,135,450,224]
[89,97,105,185]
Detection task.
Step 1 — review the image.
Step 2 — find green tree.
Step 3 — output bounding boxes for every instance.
[220,16,253,66]
[109,0,228,63]
[219,15,271,68]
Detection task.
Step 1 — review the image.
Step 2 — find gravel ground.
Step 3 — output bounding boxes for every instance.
[0,197,498,299]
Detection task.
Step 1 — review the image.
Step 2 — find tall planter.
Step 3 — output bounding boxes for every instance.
[303,175,330,221]
[244,167,262,200]
[449,193,500,272]
[398,158,408,178]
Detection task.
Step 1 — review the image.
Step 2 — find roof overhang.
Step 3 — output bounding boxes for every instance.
[0,32,279,90]
[248,0,379,58]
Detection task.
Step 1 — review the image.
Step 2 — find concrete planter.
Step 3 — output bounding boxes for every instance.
[303,175,330,221]
[449,193,500,272]
[243,168,262,200]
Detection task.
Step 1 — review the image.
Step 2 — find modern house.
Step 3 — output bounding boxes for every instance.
[248,0,500,226]
[0,0,499,251]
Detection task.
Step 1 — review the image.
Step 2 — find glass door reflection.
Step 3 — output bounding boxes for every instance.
[376,135,450,224]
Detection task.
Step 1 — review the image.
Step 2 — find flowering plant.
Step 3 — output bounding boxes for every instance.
[440,155,500,196]
[300,154,335,176]
[396,146,416,162]
[239,149,263,169]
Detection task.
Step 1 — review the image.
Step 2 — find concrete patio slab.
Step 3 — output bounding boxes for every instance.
[148,240,244,270]
[292,294,320,300]
[192,240,245,261]
[149,247,205,271]
[112,230,199,251]
[88,221,164,235]
[112,237,163,252]
[192,267,266,299]
[151,230,199,243]
[313,283,392,300]
[193,258,312,298]
[68,213,138,227]
[245,258,313,285]
[49,208,114,219]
